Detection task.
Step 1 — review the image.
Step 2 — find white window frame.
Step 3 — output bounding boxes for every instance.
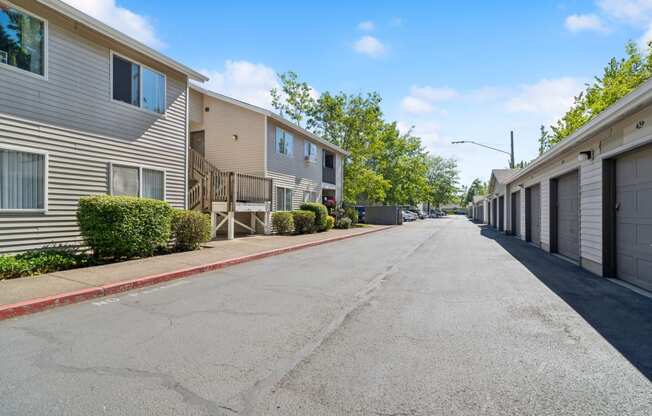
[0,143,49,213]
[108,161,166,200]
[276,186,293,211]
[303,190,317,203]
[110,51,167,115]
[304,141,317,163]
[275,127,294,157]
[0,0,49,80]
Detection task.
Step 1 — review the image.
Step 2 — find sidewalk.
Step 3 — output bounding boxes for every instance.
[0,225,390,319]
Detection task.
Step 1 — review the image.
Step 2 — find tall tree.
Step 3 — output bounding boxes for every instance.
[545,41,652,149]
[270,71,315,127]
[463,178,488,206]
[424,156,460,207]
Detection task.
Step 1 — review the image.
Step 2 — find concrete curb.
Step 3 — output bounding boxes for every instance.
[0,226,392,321]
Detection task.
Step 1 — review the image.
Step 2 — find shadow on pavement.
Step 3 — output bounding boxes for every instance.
[478,223,652,382]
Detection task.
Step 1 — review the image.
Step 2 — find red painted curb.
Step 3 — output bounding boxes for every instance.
[0,226,391,321]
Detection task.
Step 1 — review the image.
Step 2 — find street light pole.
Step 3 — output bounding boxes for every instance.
[452,131,515,169]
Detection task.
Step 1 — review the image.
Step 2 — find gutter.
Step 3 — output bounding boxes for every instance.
[508,76,652,184]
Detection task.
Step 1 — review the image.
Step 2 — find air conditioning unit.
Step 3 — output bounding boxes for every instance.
[304,155,312,162]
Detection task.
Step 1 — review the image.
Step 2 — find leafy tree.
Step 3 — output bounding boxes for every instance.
[424,156,460,207]
[545,41,652,148]
[463,178,488,206]
[270,72,457,206]
[270,71,315,127]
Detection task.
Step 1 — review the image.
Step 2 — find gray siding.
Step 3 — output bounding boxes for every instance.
[0,14,188,253]
[267,119,323,183]
[267,170,321,212]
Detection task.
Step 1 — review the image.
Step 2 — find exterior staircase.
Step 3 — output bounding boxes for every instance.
[187,148,273,239]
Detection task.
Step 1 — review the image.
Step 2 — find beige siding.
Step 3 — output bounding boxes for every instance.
[580,161,602,263]
[0,5,188,254]
[194,94,266,175]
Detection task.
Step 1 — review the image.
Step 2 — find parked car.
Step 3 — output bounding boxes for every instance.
[402,210,418,222]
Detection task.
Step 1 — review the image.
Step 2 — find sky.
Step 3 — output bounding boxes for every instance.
[64,0,652,186]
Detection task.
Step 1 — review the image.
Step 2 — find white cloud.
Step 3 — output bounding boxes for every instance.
[199,60,279,109]
[410,86,459,101]
[401,85,458,115]
[62,0,164,49]
[598,0,652,25]
[564,14,608,33]
[358,21,375,31]
[353,36,387,58]
[401,96,434,115]
[506,77,585,120]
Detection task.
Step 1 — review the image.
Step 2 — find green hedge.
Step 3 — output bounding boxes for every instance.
[78,195,173,259]
[300,202,329,232]
[272,211,294,235]
[172,209,211,251]
[292,210,316,234]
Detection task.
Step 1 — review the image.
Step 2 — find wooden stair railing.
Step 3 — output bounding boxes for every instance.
[188,148,273,211]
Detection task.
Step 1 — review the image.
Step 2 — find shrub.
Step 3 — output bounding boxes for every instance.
[325,215,335,231]
[344,207,359,225]
[292,210,316,234]
[172,209,211,251]
[0,256,30,280]
[78,195,173,259]
[272,211,294,235]
[336,217,352,229]
[0,249,92,280]
[300,202,329,231]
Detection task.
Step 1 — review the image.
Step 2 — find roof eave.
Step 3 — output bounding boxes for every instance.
[38,0,208,82]
[508,77,652,184]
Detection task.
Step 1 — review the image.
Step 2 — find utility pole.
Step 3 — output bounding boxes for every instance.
[452,130,516,169]
[510,131,515,169]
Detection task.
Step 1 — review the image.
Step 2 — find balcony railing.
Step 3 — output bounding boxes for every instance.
[322,166,336,185]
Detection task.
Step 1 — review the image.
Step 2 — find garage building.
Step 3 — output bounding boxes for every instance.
[501,78,652,292]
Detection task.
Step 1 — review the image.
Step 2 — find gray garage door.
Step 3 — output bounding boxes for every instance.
[512,191,521,237]
[528,184,541,245]
[616,145,652,292]
[557,171,580,261]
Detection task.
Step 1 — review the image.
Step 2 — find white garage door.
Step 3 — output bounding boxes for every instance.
[616,145,652,292]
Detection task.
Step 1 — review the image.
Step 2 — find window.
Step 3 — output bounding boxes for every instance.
[0,147,47,211]
[323,151,335,169]
[275,127,294,156]
[110,163,165,200]
[304,141,317,162]
[112,53,166,114]
[303,191,317,203]
[276,187,293,211]
[0,1,46,76]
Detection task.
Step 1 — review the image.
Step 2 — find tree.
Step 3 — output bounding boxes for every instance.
[544,41,652,149]
[269,71,453,206]
[463,178,488,206]
[270,71,315,127]
[423,156,460,207]
[538,125,551,155]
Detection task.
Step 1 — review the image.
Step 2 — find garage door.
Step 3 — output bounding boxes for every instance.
[512,191,521,237]
[616,145,652,292]
[499,196,505,231]
[557,170,580,261]
[492,200,497,228]
[528,184,541,245]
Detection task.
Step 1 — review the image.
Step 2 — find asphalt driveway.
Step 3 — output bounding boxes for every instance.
[0,217,650,415]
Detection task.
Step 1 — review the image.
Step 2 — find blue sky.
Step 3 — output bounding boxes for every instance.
[67,0,652,186]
